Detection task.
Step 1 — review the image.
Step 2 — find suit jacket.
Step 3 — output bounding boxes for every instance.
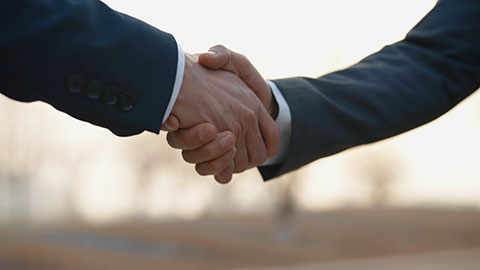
[0,0,179,136]
[260,0,480,180]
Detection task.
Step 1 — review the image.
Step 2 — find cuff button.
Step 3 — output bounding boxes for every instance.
[86,80,103,99]
[67,74,85,93]
[118,92,135,111]
[102,87,119,105]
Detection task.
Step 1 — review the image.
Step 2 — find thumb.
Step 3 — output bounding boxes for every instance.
[198,45,230,70]
[200,45,273,114]
[161,114,180,132]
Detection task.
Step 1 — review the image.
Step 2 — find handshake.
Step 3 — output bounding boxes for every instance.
[1,0,472,186]
[161,45,281,184]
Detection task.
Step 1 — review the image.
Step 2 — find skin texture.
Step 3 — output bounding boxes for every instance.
[199,46,279,119]
[163,47,279,184]
[163,52,280,184]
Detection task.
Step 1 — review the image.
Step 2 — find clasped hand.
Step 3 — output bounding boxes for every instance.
[162,46,280,184]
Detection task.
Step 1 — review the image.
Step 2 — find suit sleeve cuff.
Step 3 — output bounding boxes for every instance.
[161,42,185,124]
[262,80,292,166]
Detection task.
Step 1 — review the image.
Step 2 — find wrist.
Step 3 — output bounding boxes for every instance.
[173,53,215,129]
[172,53,195,127]
[176,53,195,106]
[268,85,279,119]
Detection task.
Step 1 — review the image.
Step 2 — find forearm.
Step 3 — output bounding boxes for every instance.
[262,0,480,179]
[0,0,181,136]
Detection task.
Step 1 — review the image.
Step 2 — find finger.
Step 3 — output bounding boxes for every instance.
[198,45,230,70]
[240,119,267,173]
[182,131,236,164]
[226,52,271,107]
[161,114,180,132]
[215,161,234,184]
[196,147,237,176]
[233,130,249,174]
[258,109,281,158]
[167,123,216,150]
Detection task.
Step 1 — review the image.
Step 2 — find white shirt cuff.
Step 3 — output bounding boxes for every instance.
[161,42,185,124]
[262,81,292,166]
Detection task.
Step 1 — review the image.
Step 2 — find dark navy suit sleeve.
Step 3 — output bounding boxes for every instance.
[260,0,480,180]
[0,0,179,136]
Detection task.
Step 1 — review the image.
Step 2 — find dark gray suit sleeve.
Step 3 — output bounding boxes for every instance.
[260,0,480,180]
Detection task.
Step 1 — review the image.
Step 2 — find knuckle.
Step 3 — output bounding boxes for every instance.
[195,165,210,176]
[203,144,217,158]
[211,162,223,174]
[222,150,235,164]
[181,151,195,164]
[245,109,257,123]
[183,132,204,150]
[222,131,237,147]
[166,133,177,148]
[192,131,203,144]
[189,131,203,146]
[197,124,216,142]
[217,153,234,171]
[232,123,242,138]
[205,162,221,175]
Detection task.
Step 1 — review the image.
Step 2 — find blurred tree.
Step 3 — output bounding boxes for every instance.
[0,100,45,224]
[125,132,196,218]
[270,173,300,244]
[354,152,399,208]
[0,98,86,225]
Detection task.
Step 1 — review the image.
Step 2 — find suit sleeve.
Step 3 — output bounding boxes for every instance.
[260,0,480,180]
[0,0,180,136]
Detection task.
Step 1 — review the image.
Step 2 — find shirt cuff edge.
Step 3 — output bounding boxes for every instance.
[262,80,292,166]
[161,42,185,124]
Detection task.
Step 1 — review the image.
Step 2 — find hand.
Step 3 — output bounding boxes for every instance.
[199,45,278,119]
[166,123,238,183]
[163,46,278,126]
[163,47,280,183]
[163,53,280,183]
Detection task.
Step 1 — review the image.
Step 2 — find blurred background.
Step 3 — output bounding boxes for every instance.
[2,0,480,269]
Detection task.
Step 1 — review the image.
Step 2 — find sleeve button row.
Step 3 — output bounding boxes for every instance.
[67,74,135,111]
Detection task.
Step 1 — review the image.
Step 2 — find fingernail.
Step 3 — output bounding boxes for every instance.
[221,134,235,147]
[232,146,237,154]
[207,50,217,55]
[164,123,173,131]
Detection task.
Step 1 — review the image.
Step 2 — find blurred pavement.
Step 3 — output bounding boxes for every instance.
[237,248,480,270]
[1,208,480,269]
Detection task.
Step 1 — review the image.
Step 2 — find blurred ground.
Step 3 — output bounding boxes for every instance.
[1,208,480,270]
[239,249,480,270]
